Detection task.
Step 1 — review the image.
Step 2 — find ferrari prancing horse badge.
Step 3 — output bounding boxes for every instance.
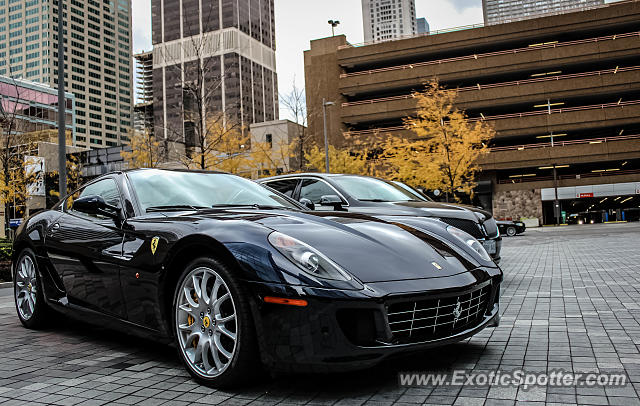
[151,237,160,255]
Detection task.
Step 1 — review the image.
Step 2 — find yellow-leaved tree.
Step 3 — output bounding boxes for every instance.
[250,136,297,177]
[185,116,250,175]
[304,145,369,175]
[48,154,83,201]
[380,80,495,201]
[121,129,163,168]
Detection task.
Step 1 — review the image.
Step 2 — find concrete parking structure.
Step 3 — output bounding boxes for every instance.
[0,223,639,405]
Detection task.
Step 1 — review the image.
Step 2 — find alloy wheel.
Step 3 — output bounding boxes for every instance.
[175,266,238,378]
[15,255,37,320]
[506,227,517,237]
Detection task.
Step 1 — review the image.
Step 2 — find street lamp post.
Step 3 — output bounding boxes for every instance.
[550,132,560,226]
[322,99,334,174]
[328,20,340,36]
[57,0,67,199]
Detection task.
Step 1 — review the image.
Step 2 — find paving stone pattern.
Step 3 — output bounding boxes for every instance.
[0,223,639,405]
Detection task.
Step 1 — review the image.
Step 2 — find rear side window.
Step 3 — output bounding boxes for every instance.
[299,179,337,204]
[264,179,298,197]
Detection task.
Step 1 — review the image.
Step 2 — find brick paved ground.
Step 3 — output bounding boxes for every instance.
[0,223,639,405]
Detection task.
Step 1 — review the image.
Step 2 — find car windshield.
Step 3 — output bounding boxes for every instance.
[331,176,428,202]
[392,181,434,202]
[128,170,300,212]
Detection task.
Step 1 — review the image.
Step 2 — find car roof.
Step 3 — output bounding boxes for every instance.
[95,168,229,178]
[259,173,369,182]
[122,168,228,175]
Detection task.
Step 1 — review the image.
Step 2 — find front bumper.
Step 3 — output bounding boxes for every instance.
[247,271,501,373]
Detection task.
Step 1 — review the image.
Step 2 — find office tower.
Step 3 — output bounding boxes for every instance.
[482,0,605,25]
[134,51,153,133]
[152,0,278,148]
[417,17,429,34]
[362,0,417,42]
[0,0,134,148]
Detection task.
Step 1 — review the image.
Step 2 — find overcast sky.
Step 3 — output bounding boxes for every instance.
[132,0,620,119]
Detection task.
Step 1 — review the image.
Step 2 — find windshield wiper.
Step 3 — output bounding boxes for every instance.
[210,204,295,210]
[146,205,208,212]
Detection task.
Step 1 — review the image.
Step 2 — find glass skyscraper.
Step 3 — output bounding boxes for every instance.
[482,0,605,25]
[0,0,134,148]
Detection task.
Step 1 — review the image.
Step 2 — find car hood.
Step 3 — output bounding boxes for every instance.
[349,201,493,223]
[173,209,487,283]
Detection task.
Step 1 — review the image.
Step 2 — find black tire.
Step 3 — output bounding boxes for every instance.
[14,248,49,329]
[506,226,517,237]
[172,256,260,387]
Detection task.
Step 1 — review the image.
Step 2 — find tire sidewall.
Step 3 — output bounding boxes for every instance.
[14,248,47,329]
[171,256,257,387]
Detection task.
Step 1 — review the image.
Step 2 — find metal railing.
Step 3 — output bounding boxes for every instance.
[498,168,640,184]
[341,66,640,108]
[338,24,486,50]
[467,99,640,122]
[340,31,640,78]
[489,133,640,152]
[343,100,640,137]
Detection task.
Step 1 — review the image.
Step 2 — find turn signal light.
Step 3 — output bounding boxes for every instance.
[263,296,308,307]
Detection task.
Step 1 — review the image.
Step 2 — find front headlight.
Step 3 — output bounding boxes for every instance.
[446,226,492,262]
[268,231,352,281]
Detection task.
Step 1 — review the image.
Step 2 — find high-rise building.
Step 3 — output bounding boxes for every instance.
[152,0,278,150]
[482,0,605,25]
[0,0,134,148]
[362,0,417,43]
[134,51,153,134]
[416,17,429,34]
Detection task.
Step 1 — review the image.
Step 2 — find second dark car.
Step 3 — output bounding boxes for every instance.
[259,173,503,263]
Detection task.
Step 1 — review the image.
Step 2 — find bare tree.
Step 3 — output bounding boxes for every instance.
[0,78,46,233]
[279,78,311,170]
[154,5,243,169]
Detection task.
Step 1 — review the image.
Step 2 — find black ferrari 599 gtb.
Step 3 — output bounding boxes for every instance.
[13,169,502,386]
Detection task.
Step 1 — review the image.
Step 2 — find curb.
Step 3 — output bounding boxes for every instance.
[0,282,12,289]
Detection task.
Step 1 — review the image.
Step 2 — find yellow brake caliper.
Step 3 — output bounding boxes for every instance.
[188,290,198,349]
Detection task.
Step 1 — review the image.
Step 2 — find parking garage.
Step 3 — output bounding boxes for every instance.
[541,181,640,224]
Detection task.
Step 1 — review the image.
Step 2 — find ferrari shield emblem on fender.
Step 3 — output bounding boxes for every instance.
[431,262,443,270]
[150,237,160,255]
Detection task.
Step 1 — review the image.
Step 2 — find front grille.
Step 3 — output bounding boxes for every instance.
[439,218,484,238]
[386,284,491,343]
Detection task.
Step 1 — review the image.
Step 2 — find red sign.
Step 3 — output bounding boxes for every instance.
[578,193,594,198]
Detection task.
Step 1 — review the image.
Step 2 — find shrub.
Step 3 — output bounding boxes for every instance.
[0,239,12,282]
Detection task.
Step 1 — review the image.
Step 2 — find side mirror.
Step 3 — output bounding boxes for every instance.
[73,195,120,219]
[298,198,315,211]
[319,194,344,210]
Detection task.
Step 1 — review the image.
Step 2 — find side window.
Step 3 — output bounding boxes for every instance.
[264,179,298,197]
[67,178,121,219]
[299,179,338,204]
